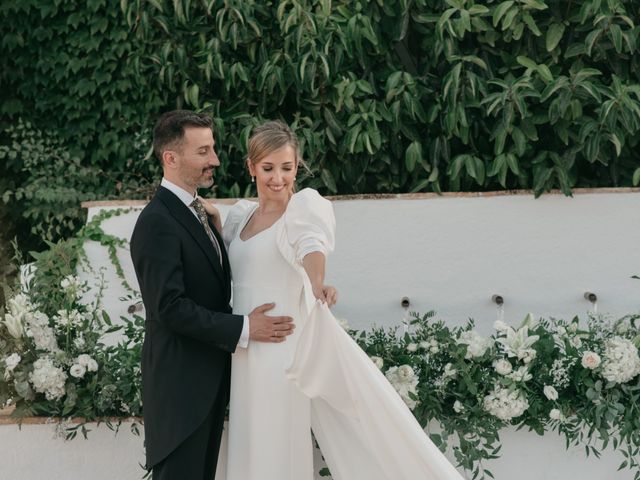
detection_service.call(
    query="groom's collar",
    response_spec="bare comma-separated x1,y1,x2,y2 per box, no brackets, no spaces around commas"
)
160,178,197,209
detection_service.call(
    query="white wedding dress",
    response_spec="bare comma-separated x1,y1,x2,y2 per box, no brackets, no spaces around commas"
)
222,188,464,480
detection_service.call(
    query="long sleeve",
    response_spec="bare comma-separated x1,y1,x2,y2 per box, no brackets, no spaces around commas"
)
131,211,243,352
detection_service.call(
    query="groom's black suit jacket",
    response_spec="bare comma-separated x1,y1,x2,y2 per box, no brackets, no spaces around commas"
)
130,186,244,469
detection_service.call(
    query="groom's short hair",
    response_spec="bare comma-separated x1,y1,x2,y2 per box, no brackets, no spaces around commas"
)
153,110,213,165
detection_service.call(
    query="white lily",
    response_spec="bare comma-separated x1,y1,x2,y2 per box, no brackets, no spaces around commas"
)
497,325,539,362
3,313,24,339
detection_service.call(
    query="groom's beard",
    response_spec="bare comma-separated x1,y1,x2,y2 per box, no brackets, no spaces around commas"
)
190,167,215,190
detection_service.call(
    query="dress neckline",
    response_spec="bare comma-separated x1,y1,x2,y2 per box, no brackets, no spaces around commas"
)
237,204,284,242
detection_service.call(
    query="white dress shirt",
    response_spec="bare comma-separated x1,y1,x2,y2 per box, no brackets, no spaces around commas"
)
160,178,249,348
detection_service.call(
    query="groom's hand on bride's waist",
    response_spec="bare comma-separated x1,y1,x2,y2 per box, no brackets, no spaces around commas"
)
248,303,295,343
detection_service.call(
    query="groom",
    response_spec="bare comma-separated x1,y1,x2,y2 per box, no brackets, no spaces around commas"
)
130,110,295,480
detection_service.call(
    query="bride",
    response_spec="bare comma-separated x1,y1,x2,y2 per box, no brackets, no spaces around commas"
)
205,120,464,480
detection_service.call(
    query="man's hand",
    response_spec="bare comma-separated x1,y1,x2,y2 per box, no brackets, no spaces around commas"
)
248,303,295,343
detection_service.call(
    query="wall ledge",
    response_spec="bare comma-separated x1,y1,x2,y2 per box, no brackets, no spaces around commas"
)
81,187,640,209
0,407,140,426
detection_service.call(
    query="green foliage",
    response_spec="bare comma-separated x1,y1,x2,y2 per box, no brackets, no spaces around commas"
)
1,0,640,250
0,210,143,426
352,311,640,479
0,121,97,247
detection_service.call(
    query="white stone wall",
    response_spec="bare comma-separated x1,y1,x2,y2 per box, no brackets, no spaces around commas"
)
85,189,640,336
0,421,632,479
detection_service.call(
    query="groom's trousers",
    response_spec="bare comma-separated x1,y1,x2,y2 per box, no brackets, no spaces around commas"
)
152,375,230,480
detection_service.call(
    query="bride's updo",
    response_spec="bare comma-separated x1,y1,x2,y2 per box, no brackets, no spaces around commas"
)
246,120,307,169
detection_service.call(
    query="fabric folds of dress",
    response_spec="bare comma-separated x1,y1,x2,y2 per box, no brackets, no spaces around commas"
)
224,188,463,480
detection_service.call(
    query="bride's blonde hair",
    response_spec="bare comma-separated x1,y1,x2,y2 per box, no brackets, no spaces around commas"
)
246,120,309,173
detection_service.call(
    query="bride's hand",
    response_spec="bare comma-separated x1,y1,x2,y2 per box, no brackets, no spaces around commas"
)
200,198,220,220
199,197,222,233
312,285,338,306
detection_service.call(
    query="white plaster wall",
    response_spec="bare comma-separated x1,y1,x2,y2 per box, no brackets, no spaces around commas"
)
0,421,632,480
84,190,640,336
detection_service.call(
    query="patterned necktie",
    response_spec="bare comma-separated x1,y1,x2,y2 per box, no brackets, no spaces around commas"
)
190,199,223,267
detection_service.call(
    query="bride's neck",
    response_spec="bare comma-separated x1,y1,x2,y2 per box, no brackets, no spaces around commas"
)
257,195,290,215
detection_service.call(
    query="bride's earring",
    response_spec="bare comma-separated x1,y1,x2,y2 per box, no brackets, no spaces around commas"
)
251,176,255,183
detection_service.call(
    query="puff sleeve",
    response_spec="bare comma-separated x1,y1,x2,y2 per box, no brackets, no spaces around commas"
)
279,188,336,265
222,199,257,250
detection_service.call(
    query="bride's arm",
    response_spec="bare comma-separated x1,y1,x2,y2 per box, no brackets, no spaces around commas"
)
302,252,338,306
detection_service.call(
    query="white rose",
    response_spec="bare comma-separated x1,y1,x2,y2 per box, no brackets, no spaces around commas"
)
370,356,384,369
453,400,464,413
69,364,86,379
581,351,601,370
76,354,98,372
494,359,513,376
397,365,416,381
570,336,582,348
567,322,578,333
543,385,558,401
429,345,440,354
549,408,562,420
87,359,98,372
406,343,418,353
76,354,91,367
419,341,430,350
457,330,491,359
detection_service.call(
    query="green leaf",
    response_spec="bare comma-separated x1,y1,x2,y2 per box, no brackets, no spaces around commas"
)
506,153,520,175
321,169,337,193
405,141,422,173
492,1,514,27
609,24,623,53
546,23,565,51
468,5,490,15
522,13,541,36
608,134,622,157
516,56,538,70
633,168,640,186
537,64,553,82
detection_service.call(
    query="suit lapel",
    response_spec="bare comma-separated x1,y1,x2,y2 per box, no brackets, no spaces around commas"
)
156,187,226,286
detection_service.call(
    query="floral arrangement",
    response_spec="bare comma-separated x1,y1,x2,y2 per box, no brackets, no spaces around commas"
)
0,212,143,438
0,274,143,432
352,309,640,479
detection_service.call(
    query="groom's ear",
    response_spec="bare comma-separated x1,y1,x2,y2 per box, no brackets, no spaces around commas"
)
162,150,178,169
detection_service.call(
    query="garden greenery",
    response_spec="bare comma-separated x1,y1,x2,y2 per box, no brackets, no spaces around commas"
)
1,0,640,253
1,211,640,479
